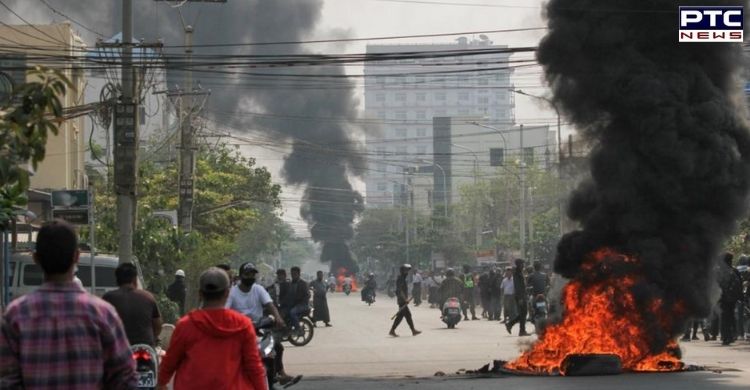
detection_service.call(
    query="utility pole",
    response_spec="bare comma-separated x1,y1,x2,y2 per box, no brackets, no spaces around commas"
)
116,0,135,264
178,24,195,232
519,124,526,260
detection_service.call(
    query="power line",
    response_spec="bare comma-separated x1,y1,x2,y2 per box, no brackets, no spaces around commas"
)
0,0,68,45
37,0,106,38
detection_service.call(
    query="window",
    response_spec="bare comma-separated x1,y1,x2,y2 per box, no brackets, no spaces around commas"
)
396,146,407,155
496,92,505,101
22,264,44,286
395,111,407,120
375,76,385,85
435,109,447,116
9,261,15,287
459,75,470,84
77,266,118,288
377,111,386,120
458,109,470,115
435,92,446,101
377,163,387,172
395,92,406,102
416,111,426,120
478,78,489,86
395,128,407,138
375,93,385,102
417,145,427,155
417,128,427,137
459,92,470,101
524,147,535,165
478,96,490,105
377,182,387,191
416,92,426,102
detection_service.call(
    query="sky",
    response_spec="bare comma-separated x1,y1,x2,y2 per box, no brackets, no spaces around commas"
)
0,0,563,237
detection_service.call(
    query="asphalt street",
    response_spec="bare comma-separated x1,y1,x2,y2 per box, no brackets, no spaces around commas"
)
282,292,750,389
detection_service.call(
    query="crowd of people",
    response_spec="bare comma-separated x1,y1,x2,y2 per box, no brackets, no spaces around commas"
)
2,219,749,389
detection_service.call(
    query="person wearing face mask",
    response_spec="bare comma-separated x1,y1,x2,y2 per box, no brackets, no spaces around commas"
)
226,262,302,388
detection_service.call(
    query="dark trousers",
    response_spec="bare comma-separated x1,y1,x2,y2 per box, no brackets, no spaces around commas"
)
489,295,502,320
274,341,285,374
508,300,528,334
721,302,737,343
480,293,490,317
462,288,476,319
413,283,422,306
391,305,416,332
683,319,705,339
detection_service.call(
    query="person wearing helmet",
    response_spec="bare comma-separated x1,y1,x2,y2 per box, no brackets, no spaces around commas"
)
389,264,421,337
166,269,187,315
361,272,377,303
439,268,464,312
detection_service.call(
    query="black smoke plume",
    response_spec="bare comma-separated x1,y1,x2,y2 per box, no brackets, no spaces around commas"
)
543,0,750,347
5,0,366,272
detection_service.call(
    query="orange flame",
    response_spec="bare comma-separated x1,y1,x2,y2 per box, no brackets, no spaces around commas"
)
506,248,683,374
335,267,358,292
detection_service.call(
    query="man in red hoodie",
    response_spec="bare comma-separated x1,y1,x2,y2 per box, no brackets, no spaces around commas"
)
157,267,267,390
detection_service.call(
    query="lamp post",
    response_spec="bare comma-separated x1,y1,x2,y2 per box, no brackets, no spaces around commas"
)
451,142,479,253
417,159,447,218
510,89,564,238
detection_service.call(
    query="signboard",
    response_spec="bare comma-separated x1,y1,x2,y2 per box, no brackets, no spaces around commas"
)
114,102,138,192
52,209,90,225
490,148,504,166
52,190,89,208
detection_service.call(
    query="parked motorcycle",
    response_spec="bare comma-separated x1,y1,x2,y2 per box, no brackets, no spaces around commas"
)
131,344,158,389
441,297,462,329
255,317,277,389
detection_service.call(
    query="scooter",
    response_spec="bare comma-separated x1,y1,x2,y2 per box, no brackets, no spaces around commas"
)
362,287,376,305
131,344,158,389
343,282,352,295
255,317,277,389
532,294,548,335
441,297,462,329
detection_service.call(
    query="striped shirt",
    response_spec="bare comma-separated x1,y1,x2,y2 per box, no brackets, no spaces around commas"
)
0,282,137,390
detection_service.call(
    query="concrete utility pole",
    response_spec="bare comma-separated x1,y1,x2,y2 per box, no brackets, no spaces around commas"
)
178,24,195,232
519,124,527,260
116,0,135,264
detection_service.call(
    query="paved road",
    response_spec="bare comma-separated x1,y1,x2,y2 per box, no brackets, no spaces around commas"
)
282,292,750,389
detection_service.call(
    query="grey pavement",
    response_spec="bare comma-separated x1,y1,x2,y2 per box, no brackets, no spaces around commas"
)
281,293,750,389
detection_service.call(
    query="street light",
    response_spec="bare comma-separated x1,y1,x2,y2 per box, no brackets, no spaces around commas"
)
450,143,478,185
468,121,528,260
511,89,565,238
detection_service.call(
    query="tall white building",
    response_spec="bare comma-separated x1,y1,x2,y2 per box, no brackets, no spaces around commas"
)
363,37,515,208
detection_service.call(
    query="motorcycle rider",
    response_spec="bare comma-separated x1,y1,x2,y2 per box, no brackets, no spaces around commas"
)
361,273,377,303
284,267,310,331
439,268,464,312
526,262,550,322
225,263,301,388
461,265,479,321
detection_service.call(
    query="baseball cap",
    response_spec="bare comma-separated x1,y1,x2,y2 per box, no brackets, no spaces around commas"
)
199,267,230,293
175,269,185,277
240,262,258,274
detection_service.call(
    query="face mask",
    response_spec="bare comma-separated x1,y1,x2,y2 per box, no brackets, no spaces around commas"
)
241,277,255,286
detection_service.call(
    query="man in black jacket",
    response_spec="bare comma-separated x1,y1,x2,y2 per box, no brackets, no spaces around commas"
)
719,253,743,345
506,259,530,336
285,267,310,330
389,264,422,337
166,269,186,315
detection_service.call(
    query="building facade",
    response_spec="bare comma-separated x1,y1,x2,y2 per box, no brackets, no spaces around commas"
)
363,37,515,208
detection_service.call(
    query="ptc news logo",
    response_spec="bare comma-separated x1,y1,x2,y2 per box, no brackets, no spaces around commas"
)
679,6,744,42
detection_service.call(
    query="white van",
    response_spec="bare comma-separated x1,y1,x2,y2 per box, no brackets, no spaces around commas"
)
9,252,120,300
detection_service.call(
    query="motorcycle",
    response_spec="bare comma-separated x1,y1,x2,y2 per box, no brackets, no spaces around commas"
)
362,287,376,305
532,294,548,335
343,282,352,296
441,297,462,329
131,344,158,389
280,307,315,347
255,317,277,389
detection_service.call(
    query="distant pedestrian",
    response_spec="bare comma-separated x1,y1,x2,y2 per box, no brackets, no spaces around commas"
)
506,259,530,336
461,265,479,320
478,270,491,318
389,264,422,337
310,271,332,327
500,267,516,323
719,253,743,345
103,263,163,347
488,268,503,321
167,269,187,315
412,270,423,306
157,267,268,390
0,220,137,389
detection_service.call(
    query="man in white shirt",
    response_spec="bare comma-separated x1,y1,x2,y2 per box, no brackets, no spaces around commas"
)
500,267,517,323
225,262,301,387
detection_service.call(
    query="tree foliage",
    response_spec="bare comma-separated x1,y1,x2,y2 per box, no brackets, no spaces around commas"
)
0,67,70,227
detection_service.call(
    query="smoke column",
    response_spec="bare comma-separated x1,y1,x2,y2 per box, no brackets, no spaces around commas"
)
543,0,750,346
3,0,366,272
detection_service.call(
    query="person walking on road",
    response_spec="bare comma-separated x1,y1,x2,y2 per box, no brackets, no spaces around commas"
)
506,259,530,336
412,269,423,306
500,267,516,323
103,263,163,347
167,269,187,316
157,267,268,390
719,253,743,345
0,220,137,389
389,264,422,337
310,271,332,327
461,265,479,321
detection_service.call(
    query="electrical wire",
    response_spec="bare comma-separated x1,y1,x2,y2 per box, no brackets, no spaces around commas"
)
37,0,106,38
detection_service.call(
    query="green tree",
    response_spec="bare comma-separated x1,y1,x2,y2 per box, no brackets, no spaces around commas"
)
0,68,70,227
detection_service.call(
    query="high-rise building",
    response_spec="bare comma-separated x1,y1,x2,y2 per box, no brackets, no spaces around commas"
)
363,37,515,208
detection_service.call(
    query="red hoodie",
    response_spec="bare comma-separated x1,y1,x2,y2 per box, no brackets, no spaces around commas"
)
157,308,267,390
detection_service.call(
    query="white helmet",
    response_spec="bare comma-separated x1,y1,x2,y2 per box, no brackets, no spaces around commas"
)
175,269,186,277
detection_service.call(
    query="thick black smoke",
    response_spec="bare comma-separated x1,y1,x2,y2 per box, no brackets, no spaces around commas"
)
543,0,750,346
5,0,366,272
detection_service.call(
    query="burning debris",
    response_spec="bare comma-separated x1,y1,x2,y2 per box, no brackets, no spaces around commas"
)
504,0,750,375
